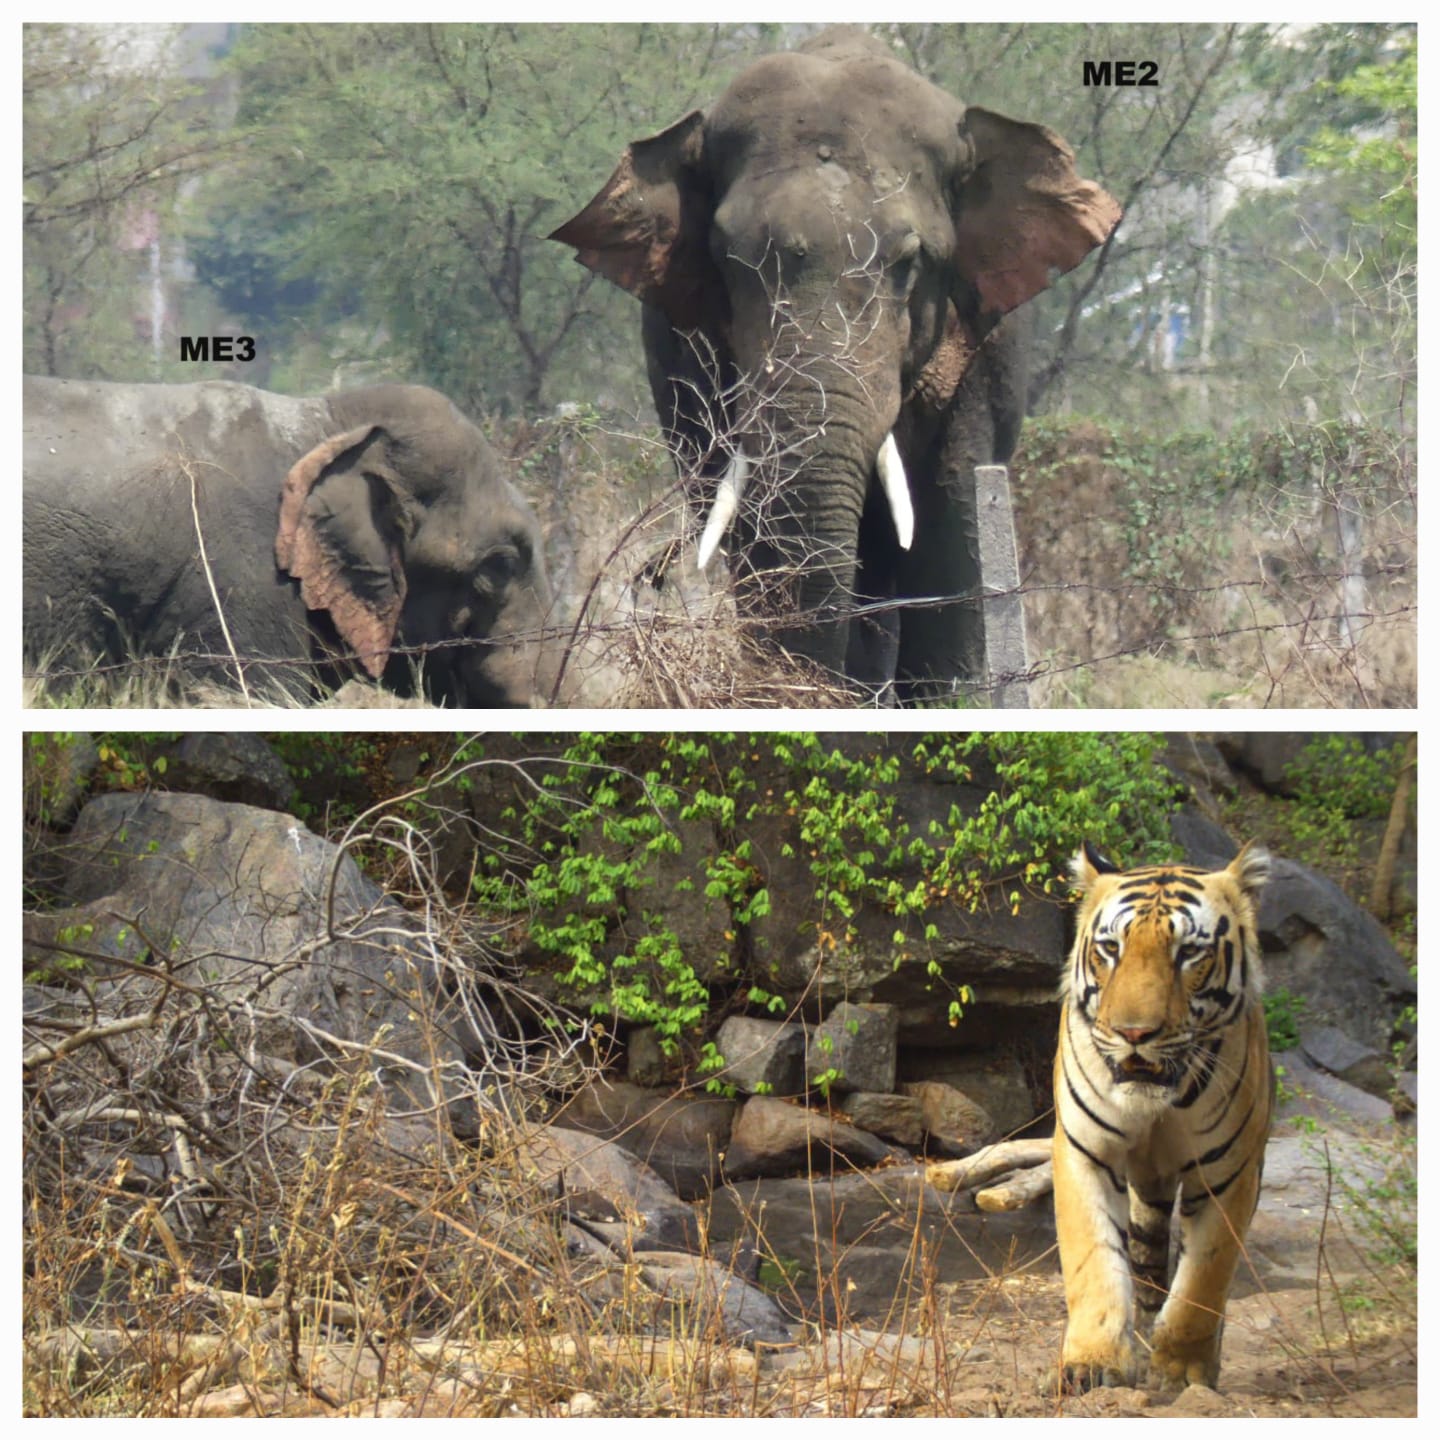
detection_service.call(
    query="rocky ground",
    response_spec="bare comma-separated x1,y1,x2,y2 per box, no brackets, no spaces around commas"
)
882,1270,1417,1419
157,1110,1414,1419
172,1239,1415,1419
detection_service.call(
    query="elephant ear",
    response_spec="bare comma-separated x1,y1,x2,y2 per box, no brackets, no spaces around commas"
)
549,111,714,330
951,108,1122,320
275,425,407,679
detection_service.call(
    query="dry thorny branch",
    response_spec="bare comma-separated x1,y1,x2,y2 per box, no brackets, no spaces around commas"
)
23,778,616,1409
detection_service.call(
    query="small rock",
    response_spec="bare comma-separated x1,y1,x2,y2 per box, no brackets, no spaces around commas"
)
189,1384,267,1417
839,1091,925,1148
807,1001,898,1095
901,1080,998,1155
713,1016,807,1097
1160,1383,1237,1417
366,1399,412,1418
1064,1385,1151,1416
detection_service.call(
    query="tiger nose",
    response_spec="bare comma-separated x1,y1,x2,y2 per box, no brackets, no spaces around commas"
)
1115,1024,1161,1046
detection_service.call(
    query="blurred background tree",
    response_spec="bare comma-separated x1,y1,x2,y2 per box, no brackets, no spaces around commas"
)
23,23,230,380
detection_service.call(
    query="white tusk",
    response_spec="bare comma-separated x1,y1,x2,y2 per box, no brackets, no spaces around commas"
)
696,451,750,570
877,432,914,550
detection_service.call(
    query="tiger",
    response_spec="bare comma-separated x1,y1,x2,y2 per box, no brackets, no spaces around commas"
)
1052,840,1273,1393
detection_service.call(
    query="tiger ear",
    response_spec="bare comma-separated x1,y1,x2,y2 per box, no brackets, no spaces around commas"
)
1226,841,1271,901
1071,840,1119,891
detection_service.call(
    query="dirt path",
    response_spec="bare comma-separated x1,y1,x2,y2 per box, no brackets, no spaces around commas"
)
903,1271,1417,1418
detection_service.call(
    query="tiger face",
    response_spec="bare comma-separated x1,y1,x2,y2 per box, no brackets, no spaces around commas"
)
1053,841,1273,1394
1067,840,1269,1099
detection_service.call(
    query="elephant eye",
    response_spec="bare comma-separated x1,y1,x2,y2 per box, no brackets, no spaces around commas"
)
475,544,523,591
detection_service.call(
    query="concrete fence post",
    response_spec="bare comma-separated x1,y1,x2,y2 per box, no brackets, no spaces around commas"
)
972,464,1031,709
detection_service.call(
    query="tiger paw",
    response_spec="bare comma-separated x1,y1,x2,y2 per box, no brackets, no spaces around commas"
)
1147,1333,1222,1391
1059,1345,1138,1394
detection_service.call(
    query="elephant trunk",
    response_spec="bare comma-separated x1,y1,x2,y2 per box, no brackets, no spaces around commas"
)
741,418,881,672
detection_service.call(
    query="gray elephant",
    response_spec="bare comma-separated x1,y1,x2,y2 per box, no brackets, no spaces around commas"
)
553,27,1120,702
24,376,557,706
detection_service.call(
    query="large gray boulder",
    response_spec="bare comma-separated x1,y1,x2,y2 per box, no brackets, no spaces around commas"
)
1258,857,1415,1052
553,1081,737,1199
706,1166,1056,1321
521,1125,701,1254
631,1251,796,1346
22,791,486,1143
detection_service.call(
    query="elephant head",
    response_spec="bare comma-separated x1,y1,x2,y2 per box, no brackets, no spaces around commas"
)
553,28,1120,683
275,384,555,706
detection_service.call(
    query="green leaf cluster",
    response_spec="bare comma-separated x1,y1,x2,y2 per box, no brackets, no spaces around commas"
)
1282,735,1413,868
1303,41,1416,244
470,733,1183,1050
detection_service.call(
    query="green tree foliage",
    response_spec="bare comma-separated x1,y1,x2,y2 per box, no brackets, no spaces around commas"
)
23,23,228,378
202,24,761,411
888,23,1415,435
26,22,1415,447
1281,734,1414,873
1304,41,1416,251
1217,27,1415,431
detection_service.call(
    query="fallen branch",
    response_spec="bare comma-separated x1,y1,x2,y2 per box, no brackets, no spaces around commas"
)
924,1138,1051,1195
23,1012,161,1070
976,1160,1054,1212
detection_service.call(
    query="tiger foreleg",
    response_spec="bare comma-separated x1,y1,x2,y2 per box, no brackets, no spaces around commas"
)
1147,1165,1261,1390
1053,1118,1138,1391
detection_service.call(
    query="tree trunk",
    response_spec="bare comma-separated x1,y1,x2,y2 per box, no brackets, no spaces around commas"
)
1369,734,1416,919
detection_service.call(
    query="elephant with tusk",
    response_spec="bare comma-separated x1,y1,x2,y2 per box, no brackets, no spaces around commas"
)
553,25,1120,702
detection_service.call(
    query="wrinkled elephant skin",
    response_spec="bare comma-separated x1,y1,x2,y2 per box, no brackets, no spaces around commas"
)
553,26,1120,702
23,376,557,706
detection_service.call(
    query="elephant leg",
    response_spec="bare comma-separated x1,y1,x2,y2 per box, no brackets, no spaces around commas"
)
891,417,985,705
